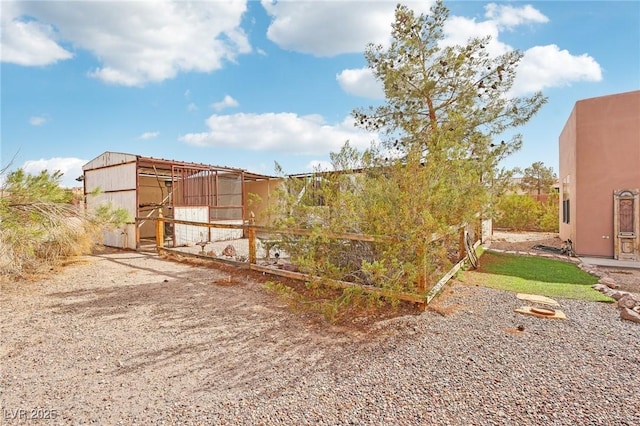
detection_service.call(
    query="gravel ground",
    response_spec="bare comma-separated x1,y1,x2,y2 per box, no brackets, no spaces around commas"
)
1,248,639,425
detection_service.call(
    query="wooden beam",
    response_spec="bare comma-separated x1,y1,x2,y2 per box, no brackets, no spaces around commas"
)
157,247,249,268
426,240,481,304
249,264,427,304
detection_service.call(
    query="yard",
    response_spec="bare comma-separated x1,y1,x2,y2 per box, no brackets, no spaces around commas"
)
1,243,639,424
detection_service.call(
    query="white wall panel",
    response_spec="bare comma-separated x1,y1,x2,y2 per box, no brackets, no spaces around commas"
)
101,224,136,249
85,162,137,193
83,152,137,171
86,191,137,219
174,207,209,246
86,192,137,249
211,220,243,241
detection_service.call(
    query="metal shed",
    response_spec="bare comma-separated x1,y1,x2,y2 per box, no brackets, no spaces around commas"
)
82,152,275,249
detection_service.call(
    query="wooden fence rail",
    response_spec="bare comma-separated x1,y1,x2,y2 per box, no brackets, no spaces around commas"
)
145,214,481,308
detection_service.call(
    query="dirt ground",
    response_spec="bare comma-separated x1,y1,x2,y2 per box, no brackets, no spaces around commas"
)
1,237,639,424
0,248,403,423
488,230,564,252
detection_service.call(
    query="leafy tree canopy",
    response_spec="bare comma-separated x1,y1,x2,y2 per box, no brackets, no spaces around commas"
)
270,1,548,293
519,161,557,195
354,1,546,166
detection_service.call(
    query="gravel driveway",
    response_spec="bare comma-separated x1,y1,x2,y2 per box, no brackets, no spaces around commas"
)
1,249,639,425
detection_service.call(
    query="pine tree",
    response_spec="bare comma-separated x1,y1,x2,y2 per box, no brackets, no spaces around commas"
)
271,1,548,295
520,161,557,195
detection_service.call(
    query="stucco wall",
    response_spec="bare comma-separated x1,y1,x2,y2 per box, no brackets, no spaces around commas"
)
559,106,578,244
561,91,640,257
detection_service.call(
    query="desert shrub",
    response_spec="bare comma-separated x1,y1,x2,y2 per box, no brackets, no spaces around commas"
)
0,168,128,280
494,192,559,232
538,192,559,232
495,194,541,231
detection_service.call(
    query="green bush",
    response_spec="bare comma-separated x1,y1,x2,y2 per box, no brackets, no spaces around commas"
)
495,193,559,232
495,194,541,231
537,192,559,232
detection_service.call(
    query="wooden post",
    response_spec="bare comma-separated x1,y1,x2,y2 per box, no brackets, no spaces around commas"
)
458,226,466,261
135,218,140,250
156,211,164,249
416,241,427,293
417,272,427,293
248,212,256,264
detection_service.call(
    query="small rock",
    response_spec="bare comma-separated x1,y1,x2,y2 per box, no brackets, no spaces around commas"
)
620,307,640,324
222,245,237,257
617,294,639,309
592,284,609,292
279,263,298,272
609,291,630,300
599,277,620,289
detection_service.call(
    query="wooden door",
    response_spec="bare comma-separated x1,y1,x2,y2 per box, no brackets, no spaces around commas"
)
614,189,639,261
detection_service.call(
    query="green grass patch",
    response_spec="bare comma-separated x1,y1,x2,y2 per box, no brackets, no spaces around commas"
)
462,250,612,302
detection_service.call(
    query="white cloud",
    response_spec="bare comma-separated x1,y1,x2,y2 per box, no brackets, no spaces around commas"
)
187,102,198,112
304,160,334,172
180,112,378,155
336,68,384,100
306,160,333,172
21,157,86,188
2,1,251,86
511,45,602,95
0,2,73,66
442,3,548,55
337,4,602,98
137,131,159,140
261,0,434,57
484,3,549,29
212,95,239,111
441,15,510,57
29,115,48,126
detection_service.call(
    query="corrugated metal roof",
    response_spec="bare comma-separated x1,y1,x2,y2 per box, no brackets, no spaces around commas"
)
83,151,275,181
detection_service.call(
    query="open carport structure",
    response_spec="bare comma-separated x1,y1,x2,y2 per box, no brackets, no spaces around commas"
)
82,152,276,250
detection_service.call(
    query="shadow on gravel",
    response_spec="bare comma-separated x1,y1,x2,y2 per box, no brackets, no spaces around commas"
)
92,252,199,281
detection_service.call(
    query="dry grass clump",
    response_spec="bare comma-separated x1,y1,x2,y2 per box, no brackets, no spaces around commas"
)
1,168,128,282
0,202,100,280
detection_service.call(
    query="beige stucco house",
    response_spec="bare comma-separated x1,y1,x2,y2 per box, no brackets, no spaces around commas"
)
559,90,640,260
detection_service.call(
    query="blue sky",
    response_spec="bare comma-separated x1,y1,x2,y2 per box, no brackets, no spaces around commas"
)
1,0,639,187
